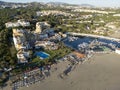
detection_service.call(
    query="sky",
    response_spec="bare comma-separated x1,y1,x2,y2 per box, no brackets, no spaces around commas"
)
1,0,120,7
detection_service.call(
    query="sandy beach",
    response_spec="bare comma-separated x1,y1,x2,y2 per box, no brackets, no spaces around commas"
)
2,53,120,90
11,53,120,90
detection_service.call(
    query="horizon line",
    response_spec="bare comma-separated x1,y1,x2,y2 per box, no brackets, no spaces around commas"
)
0,0,120,8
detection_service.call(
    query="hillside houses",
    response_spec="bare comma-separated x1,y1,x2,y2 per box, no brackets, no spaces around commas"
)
72,9,115,14
36,10,73,16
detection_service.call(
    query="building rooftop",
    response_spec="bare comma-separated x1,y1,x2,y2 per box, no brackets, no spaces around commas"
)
73,51,85,58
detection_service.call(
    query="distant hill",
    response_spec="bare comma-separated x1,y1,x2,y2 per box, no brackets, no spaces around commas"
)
47,2,68,5
46,2,69,6
0,0,29,8
0,0,26,5
79,4,95,8
0,1,95,8
0,1,6,5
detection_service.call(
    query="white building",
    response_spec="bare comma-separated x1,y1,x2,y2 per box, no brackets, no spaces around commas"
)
5,19,30,28
35,22,50,34
13,29,31,51
18,19,30,27
36,10,73,16
17,50,29,63
13,29,26,50
113,14,120,17
13,29,31,63
35,22,42,34
5,22,20,28
115,49,120,54
35,41,58,50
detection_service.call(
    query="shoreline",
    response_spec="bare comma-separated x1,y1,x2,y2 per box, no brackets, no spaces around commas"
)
14,53,120,90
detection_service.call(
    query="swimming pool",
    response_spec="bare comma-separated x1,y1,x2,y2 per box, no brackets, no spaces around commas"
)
35,52,50,59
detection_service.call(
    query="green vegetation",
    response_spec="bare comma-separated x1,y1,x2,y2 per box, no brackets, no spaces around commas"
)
0,29,17,68
32,42,73,66
0,28,17,86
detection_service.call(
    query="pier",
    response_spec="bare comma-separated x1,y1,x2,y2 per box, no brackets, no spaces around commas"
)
67,32,120,42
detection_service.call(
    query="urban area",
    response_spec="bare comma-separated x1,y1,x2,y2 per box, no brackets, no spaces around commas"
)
0,1,120,90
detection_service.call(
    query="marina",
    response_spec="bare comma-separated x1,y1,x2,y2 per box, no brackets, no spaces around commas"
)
63,35,120,54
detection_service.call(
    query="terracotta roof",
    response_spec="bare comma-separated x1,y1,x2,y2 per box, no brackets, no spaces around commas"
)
73,51,85,58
